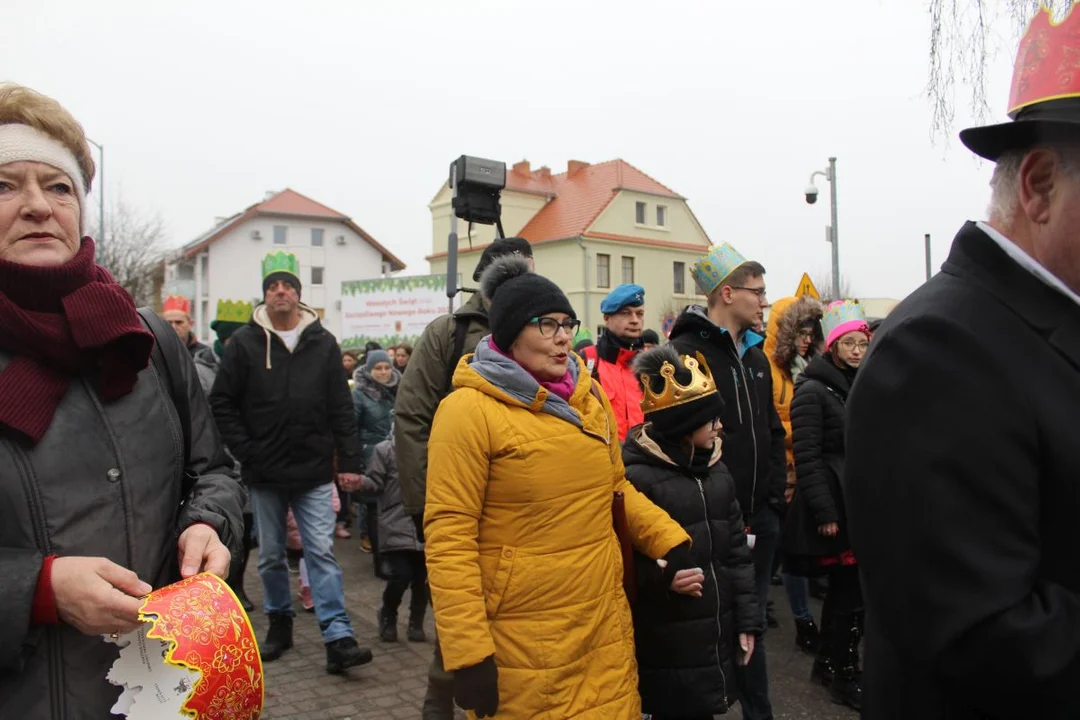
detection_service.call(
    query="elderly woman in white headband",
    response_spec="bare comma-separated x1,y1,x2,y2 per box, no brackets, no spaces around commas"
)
0,83,244,720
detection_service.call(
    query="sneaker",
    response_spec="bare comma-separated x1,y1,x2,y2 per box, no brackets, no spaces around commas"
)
325,637,374,674
300,584,314,612
359,536,373,553
335,522,352,539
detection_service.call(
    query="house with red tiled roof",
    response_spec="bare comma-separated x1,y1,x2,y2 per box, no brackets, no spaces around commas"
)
164,189,404,341
428,159,711,333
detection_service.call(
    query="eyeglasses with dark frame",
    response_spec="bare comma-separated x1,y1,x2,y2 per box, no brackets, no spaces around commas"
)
528,317,582,338
838,338,870,352
730,286,768,298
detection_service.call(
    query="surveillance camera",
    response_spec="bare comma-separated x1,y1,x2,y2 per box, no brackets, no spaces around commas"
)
804,184,819,205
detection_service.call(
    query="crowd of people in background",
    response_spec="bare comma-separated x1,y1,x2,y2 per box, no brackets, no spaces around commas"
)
7,11,1080,716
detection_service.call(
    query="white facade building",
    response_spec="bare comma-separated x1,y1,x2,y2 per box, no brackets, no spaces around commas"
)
165,189,405,341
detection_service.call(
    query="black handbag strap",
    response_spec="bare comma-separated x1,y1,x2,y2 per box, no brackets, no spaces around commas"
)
444,314,471,394
137,307,192,468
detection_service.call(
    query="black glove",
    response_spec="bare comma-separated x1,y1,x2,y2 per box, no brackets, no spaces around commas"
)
661,542,694,588
411,513,425,543
454,655,499,718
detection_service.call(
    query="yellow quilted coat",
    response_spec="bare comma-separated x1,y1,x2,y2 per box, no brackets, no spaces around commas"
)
425,352,691,719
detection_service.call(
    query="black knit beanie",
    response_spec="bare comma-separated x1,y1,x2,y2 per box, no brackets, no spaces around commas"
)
480,255,575,351
473,236,533,282
262,272,301,298
633,346,725,441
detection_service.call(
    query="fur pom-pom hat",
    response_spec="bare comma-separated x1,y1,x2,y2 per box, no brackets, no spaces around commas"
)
634,345,724,441
480,256,576,351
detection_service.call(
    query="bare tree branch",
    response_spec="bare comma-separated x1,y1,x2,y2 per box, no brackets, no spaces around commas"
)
91,195,168,307
927,0,1073,142
810,272,853,303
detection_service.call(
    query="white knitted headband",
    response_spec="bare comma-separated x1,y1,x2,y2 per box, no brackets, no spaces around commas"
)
0,123,88,234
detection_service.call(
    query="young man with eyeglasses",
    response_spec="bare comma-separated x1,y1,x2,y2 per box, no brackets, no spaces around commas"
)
668,242,786,720
580,283,647,441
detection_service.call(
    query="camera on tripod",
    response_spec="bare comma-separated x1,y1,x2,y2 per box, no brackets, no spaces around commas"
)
445,155,507,305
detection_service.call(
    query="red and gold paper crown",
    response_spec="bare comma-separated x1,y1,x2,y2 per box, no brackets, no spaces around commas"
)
1008,2,1080,116
164,295,193,316
139,573,264,719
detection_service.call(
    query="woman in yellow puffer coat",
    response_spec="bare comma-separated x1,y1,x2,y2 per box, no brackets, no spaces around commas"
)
426,257,695,719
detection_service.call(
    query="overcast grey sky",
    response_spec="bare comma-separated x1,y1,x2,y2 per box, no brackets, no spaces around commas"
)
4,0,1024,299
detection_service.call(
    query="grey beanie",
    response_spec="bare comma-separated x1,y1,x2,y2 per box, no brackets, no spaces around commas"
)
366,349,392,372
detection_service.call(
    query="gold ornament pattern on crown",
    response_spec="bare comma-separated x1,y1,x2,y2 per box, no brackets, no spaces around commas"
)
640,351,718,415
139,573,264,719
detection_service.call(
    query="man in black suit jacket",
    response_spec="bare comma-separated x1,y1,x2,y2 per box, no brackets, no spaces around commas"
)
845,12,1080,717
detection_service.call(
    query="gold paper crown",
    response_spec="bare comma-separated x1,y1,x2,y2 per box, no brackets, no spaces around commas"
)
640,351,717,415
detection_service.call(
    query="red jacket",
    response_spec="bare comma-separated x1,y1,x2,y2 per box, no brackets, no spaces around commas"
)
581,340,644,441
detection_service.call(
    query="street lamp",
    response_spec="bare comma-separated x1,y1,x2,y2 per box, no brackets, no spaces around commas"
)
86,138,104,247
804,156,839,300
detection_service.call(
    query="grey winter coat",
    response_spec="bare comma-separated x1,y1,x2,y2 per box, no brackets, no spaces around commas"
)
0,320,244,720
194,343,220,396
366,435,423,553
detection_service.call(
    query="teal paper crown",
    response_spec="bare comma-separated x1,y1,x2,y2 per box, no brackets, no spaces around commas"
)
821,300,867,341
262,251,300,281
692,242,749,296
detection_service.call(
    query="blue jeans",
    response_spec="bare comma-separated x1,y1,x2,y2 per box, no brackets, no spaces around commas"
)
782,572,813,622
737,504,778,720
251,484,354,643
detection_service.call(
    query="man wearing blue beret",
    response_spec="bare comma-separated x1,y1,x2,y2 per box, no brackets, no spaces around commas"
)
580,283,646,441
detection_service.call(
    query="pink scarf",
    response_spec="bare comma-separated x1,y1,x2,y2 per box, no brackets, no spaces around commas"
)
488,337,576,401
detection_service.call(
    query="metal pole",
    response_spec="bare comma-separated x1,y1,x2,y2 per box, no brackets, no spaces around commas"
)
87,139,104,246
446,166,459,314
828,156,839,300
925,233,932,282
99,143,104,245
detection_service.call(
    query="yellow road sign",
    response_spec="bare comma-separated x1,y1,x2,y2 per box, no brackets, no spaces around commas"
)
795,273,820,299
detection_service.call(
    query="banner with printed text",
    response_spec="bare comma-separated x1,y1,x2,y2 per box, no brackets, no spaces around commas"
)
340,275,457,349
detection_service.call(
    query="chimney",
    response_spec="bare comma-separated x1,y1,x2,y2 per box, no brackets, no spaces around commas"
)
264,190,277,201
568,160,590,175
536,166,552,179
512,160,531,175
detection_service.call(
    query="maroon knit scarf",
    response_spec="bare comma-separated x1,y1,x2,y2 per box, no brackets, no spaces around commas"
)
0,238,154,444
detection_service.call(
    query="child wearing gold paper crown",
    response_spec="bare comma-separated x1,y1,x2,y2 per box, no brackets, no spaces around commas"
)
624,346,761,719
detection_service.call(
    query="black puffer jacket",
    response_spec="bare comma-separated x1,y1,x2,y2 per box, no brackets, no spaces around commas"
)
210,305,363,489
782,354,855,568
623,428,761,717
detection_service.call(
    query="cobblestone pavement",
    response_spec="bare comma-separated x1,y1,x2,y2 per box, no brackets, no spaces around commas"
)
246,538,857,719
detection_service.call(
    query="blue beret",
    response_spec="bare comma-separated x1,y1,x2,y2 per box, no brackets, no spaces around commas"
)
601,284,646,314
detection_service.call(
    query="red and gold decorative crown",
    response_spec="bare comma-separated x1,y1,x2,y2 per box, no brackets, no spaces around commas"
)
639,351,717,415
164,295,192,315
140,573,264,719
1008,2,1080,115
960,2,1080,160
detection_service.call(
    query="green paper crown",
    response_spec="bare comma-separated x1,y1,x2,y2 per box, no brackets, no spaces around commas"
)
214,299,254,324
262,251,300,281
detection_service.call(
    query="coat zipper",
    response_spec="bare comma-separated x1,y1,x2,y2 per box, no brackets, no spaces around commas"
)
695,476,727,703
740,362,759,517
727,336,759,517
12,445,65,720
730,368,743,423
